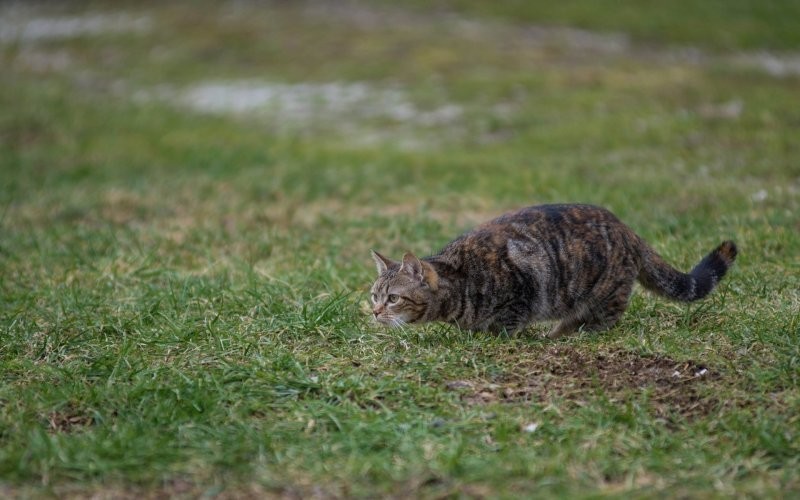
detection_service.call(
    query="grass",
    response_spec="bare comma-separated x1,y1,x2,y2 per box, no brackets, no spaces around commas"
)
1,0,799,497
390,0,800,51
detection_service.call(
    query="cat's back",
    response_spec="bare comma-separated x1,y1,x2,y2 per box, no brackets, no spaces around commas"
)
488,203,621,229
437,203,638,265
468,204,626,242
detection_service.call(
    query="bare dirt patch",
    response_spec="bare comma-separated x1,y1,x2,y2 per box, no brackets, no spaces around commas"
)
13,481,288,500
447,346,724,421
48,408,94,433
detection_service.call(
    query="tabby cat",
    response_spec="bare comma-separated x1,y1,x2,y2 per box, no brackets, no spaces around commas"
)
369,204,737,338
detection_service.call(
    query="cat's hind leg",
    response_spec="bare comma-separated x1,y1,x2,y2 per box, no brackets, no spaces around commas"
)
546,304,591,339
582,282,634,333
546,281,634,339
546,316,586,339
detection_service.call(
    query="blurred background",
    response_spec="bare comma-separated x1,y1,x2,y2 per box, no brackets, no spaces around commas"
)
2,1,799,496
2,0,799,317
3,0,799,312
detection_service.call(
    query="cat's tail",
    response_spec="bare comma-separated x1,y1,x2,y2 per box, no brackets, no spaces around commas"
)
637,240,738,302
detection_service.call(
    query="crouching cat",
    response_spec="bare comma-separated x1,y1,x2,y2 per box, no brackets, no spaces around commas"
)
369,204,737,338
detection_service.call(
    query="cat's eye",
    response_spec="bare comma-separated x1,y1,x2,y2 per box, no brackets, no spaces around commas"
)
371,293,378,303
387,294,400,304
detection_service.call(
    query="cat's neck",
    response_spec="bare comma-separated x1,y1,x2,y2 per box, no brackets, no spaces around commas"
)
424,258,464,323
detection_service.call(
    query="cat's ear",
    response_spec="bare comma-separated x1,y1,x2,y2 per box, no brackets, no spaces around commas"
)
401,252,438,291
371,250,397,275
400,252,423,279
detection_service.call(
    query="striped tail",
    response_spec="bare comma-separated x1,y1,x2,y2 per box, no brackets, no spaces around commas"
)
637,240,738,302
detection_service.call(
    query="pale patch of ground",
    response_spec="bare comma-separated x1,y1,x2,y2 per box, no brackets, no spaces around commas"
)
133,80,463,148
0,10,151,43
730,52,800,77
154,80,462,126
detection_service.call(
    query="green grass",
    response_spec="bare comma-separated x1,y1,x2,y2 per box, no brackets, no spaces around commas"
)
387,0,800,51
1,1,799,497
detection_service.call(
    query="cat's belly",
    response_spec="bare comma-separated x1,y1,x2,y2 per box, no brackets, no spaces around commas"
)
450,298,537,334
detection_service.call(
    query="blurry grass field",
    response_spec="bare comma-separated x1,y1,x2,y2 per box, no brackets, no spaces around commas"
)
1,0,799,497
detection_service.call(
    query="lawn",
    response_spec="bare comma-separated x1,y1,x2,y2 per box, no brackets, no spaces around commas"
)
1,1,798,497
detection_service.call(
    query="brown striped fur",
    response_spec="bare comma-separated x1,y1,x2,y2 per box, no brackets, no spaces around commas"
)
369,204,737,337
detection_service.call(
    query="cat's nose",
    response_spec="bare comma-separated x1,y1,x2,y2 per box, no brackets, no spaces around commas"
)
373,305,384,316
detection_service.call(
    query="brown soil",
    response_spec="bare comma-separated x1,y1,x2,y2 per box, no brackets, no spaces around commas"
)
47,408,94,433
446,346,724,421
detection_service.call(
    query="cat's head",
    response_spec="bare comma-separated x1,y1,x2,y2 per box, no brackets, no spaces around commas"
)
369,250,438,327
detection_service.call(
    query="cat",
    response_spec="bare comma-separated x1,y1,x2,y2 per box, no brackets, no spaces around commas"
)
369,204,737,338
